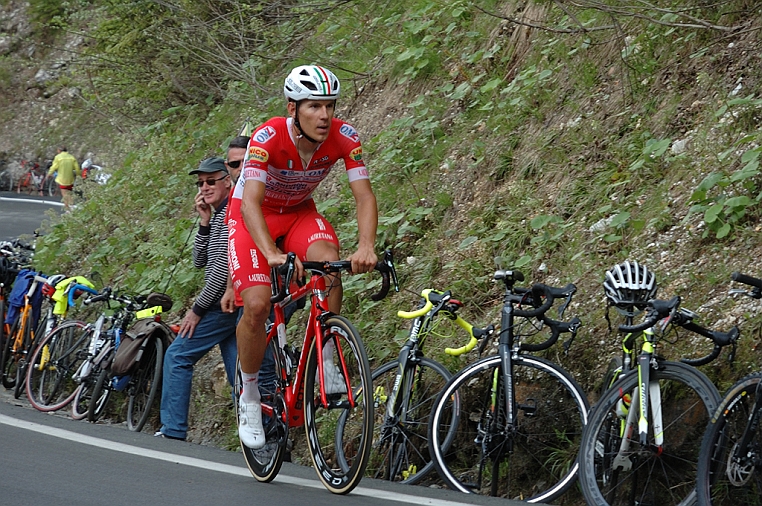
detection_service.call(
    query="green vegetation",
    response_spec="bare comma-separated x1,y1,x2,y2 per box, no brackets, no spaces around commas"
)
19,0,762,409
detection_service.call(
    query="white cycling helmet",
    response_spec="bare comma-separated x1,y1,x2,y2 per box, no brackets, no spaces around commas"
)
284,65,340,102
603,260,657,309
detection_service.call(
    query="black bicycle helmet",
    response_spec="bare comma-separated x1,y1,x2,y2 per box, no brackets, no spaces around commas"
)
603,260,657,310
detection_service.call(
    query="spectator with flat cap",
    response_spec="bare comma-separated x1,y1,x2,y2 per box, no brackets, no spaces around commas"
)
156,157,238,441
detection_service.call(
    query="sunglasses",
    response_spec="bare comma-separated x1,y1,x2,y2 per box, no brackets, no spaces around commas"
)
195,175,229,187
226,159,244,169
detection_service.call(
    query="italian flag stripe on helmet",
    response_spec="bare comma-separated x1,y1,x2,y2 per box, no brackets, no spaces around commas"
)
314,65,331,95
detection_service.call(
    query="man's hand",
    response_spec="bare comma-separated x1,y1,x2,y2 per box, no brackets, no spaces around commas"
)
221,287,237,314
195,192,212,225
178,309,202,339
348,246,377,274
268,252,304,282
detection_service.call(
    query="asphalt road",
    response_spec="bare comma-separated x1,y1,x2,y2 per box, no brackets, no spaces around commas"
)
0,391,528,506
0,191,63,242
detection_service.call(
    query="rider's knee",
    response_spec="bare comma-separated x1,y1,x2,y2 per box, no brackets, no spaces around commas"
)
241,292,270,325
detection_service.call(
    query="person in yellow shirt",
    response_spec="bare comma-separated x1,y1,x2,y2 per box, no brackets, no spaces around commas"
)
48,146,80,209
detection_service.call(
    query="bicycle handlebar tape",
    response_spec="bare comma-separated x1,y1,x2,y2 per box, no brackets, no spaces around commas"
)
732,272,762,289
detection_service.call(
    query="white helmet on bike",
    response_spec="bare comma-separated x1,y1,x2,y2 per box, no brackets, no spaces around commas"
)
603,260,657,309
284,65,340,102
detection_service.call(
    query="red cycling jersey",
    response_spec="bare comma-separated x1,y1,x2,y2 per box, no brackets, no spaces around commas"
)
226,116,369,302
228,116,368,215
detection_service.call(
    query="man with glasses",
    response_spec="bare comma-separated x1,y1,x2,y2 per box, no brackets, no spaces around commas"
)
156,157,238,441
225,135,249,182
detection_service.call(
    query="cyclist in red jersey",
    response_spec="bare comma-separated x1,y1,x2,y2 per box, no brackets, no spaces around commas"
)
227,65,378,449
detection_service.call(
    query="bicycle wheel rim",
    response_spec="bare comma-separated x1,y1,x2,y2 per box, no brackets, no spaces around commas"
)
239,340,289,483
697,373,762,506
304,315,373,494
579,360,721,506
429,354,589,503
355,357,455,484
127,337,163,432
25,321,90,412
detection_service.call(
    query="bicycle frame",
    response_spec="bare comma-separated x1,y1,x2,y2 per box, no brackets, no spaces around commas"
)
263,270,355,428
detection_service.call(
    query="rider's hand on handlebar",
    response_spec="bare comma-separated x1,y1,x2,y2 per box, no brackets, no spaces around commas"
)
269,251,304,281
347,246,377,274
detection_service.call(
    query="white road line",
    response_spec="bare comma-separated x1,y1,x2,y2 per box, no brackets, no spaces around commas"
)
0,414,473,506
0,196,64,206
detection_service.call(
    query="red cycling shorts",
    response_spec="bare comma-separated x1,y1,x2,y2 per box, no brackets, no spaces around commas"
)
228,199,339,305
59,185,73,191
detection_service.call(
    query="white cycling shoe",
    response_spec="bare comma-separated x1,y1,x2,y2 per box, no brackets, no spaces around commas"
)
238,400,265,449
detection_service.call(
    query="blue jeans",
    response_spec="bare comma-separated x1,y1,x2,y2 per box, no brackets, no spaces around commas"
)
159,307,238,439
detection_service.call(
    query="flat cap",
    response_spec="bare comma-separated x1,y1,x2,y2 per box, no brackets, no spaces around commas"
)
189,157,228,175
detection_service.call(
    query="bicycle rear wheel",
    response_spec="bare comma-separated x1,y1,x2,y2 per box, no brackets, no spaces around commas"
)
126,336,163,432
26,321,91,412
429,354,589,503
579,360,721,506
304,315,373,494
239,339,289,483
340,356,456,485
696,372,762,506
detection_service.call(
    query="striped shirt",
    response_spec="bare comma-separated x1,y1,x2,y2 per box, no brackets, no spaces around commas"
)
191,198,229,316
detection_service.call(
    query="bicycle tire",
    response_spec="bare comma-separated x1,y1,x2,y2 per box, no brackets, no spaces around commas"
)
303,315,373,494
1,315,22,389
127,336,163,432
579,360,721,506
13,311,35,399
696,372,762,506
25,321,90,412
338,356,456,485
47,177,60,197
72,358,106,421
87,365,114,422
429,353,589,503
239,341,289,483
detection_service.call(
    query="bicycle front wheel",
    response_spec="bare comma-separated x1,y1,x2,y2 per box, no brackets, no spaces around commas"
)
127,336,163,432
579,360,721,506
696,372,762,506
304,315,373,494
347,356,456,485
26,321,91,412
429,354,589,503
13,311,35,399
47,178,60,197
1,315,23,389
87,366,114,422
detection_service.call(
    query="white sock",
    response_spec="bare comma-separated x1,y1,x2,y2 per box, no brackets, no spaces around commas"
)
240,372,261,403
